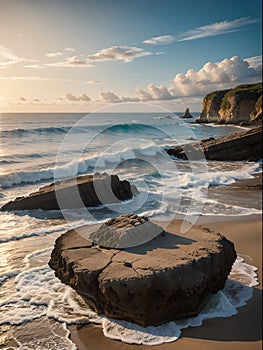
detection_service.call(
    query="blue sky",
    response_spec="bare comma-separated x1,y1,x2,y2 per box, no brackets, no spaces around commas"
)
0,0,262,111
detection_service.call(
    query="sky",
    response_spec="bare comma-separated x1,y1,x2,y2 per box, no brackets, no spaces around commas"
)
0,0,262,112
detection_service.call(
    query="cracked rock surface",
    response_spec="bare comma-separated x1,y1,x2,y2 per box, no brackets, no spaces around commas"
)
49,216,236,327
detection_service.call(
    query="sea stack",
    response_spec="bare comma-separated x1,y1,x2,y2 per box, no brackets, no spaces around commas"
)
180,108,193,119
49,214,236,327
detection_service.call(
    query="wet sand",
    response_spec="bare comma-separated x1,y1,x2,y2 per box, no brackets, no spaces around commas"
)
69,213,262,350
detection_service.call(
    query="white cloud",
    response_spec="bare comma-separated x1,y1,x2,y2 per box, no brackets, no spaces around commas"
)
132,56,261,101
88,46,152,63
245,55,262,71
0,76,68,81
65,93,91,102
85,80,102,84
45,52,63,57
143,17,260,45
46,55,94,68
65,48,75,52
170,56,261,97
100,91,120,102
0,45,25,66
178,17,260,42
143,35,175,45
23,64,43,69
100,91,139,103
135,84,175,101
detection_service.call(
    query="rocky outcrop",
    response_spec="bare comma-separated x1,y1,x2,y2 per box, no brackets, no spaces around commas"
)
49,214,236,327
89,214,162,248
180,108,193,119
196,83,262,125
166,125,262,161
250,95,262,125
1,173,138,211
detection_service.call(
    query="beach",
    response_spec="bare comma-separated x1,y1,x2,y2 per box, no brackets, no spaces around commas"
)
69,168,262,350
0,113,261,349
70,214,262,350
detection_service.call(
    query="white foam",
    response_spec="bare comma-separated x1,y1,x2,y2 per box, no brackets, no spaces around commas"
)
102,256,259,345
0,237,260,346
0,143,164,188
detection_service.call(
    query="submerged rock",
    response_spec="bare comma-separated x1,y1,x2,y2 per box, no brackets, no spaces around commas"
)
1,173,138,211
49,215,236,327
167,125,262,161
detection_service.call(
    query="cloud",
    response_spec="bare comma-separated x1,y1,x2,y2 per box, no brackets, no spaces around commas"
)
143,35,175,45
244,55,262,71
133,56,262,101
40,46,152,69
100,91,120,102
46,55,93,68
23,64,43,69
99,56,261,103
170,55,261,97
85,80,101,84
88,46,152,63
20,97,26,101
100,91,139,103
135,84,175,100
45,52,63,57
0,76,68,81
143,17,260,45
178,17,260,42
0,45,25,67
65,93,91,102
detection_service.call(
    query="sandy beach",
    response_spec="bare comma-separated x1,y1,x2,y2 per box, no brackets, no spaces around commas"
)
70,213,262,350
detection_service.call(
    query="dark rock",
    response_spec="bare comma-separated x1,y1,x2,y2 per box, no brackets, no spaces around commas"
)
180,108,193,119
1,173,138,211
49,215,236,327
167,125,262,161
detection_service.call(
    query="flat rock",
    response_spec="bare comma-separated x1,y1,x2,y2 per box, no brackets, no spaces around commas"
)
49,215,236,327
89,213,163,248
1,173,138,211
166,125,262,161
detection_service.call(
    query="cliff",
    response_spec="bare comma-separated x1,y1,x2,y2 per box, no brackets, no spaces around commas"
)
197,83,262,125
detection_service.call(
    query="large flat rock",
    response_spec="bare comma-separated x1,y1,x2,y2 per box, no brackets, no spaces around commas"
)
49,215,236,327
167,125,262,161
1,173,138,211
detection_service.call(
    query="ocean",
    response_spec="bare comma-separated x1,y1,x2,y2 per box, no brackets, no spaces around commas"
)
0,111,261,348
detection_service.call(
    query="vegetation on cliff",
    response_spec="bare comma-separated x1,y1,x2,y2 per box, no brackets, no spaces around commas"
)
197,82,262,125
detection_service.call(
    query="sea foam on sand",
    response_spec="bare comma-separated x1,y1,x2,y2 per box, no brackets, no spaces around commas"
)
0,249,258,348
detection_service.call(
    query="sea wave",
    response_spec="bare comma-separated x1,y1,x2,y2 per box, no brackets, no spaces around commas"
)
0,143,167,188
0,123,168,138
0,147,261,191
0,126,71,137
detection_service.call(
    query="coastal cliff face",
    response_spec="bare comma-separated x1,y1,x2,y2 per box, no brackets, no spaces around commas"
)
197,83,262,125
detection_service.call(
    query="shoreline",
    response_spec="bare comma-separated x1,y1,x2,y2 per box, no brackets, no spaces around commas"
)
69,213,262,350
